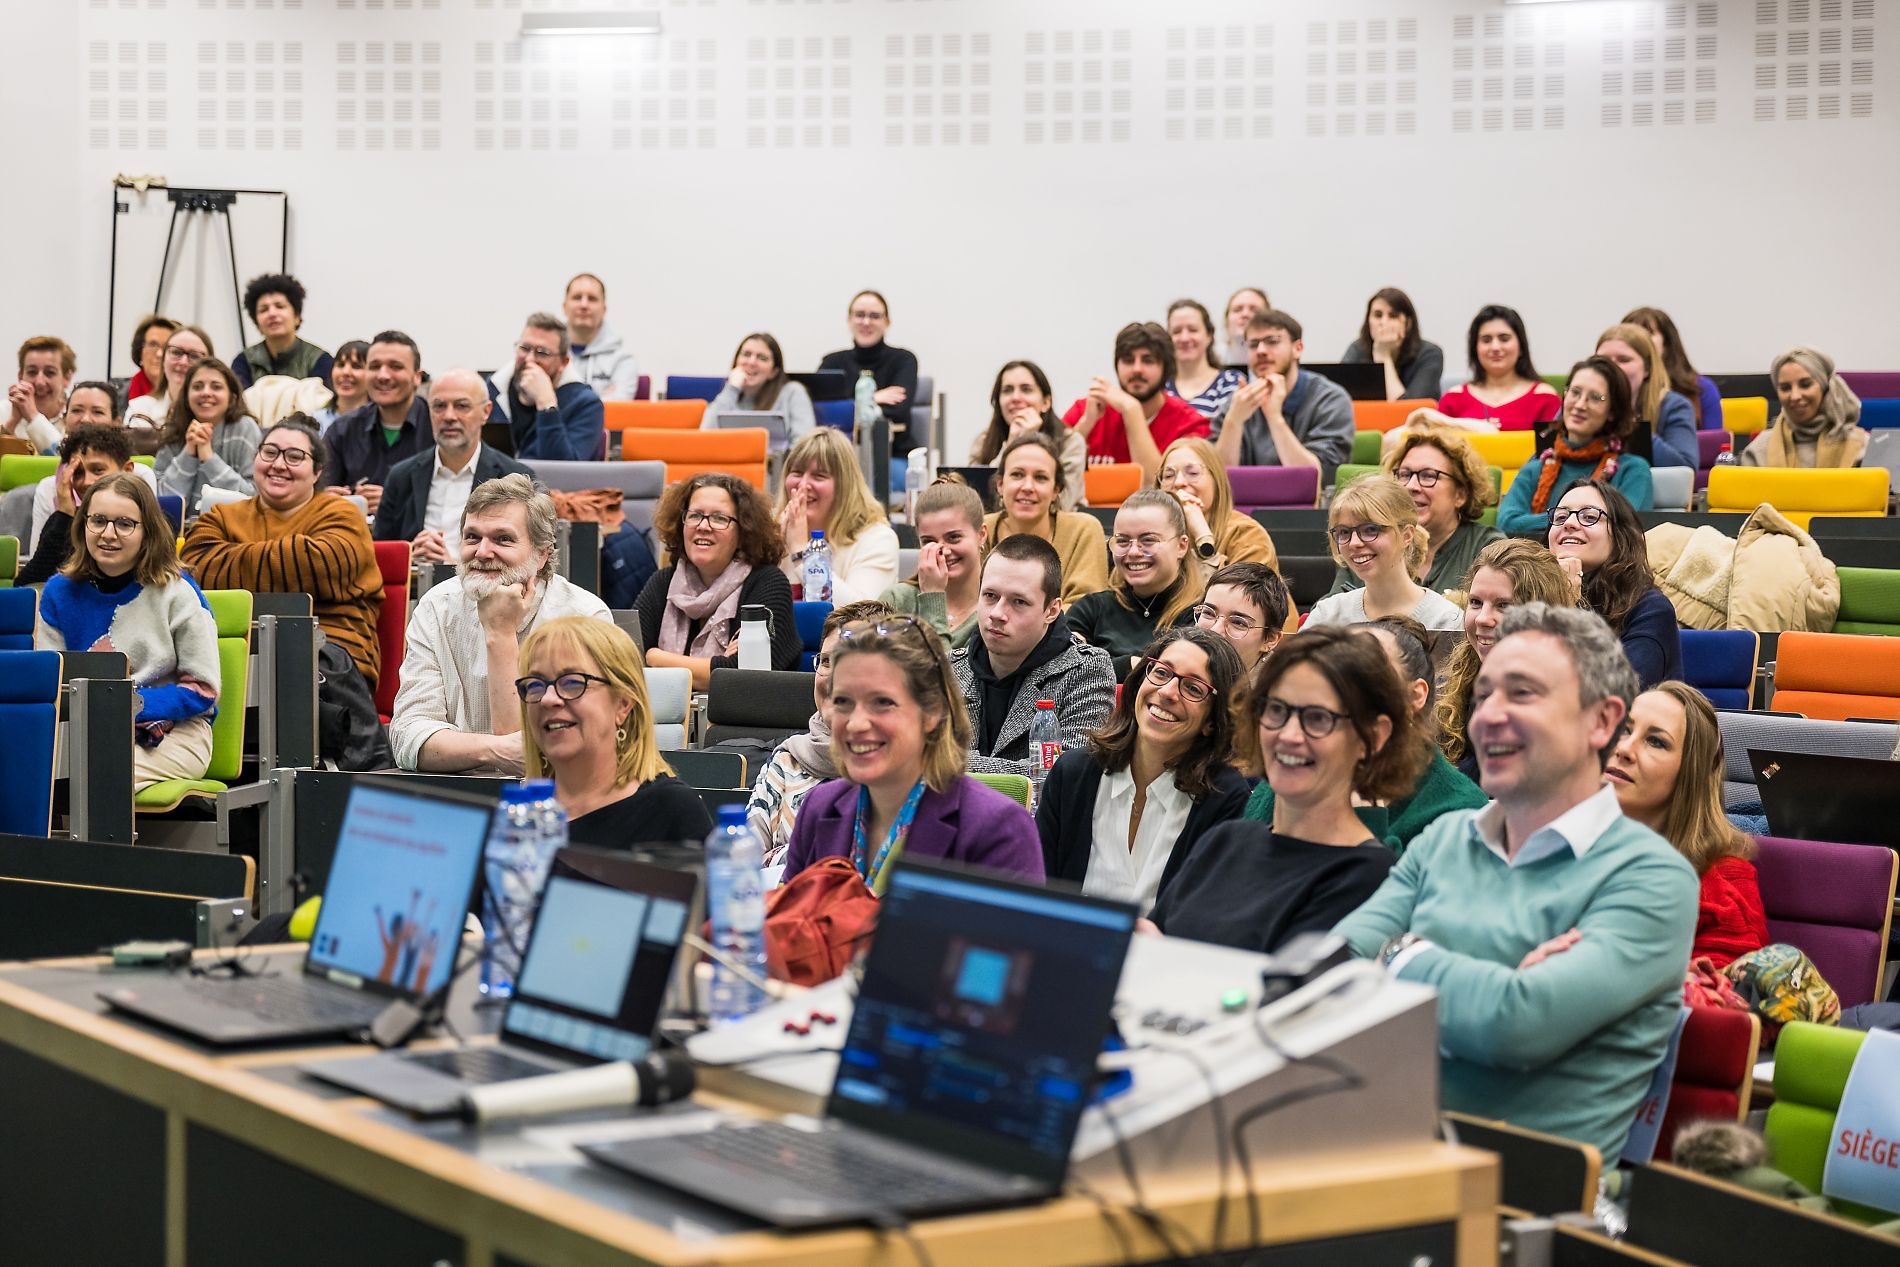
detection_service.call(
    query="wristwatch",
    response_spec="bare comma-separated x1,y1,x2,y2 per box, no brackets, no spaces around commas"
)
1377,931,1423,972
1195,537,1218,560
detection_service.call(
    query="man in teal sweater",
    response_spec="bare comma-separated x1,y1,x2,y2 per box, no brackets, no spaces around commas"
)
1335,603,1696,1162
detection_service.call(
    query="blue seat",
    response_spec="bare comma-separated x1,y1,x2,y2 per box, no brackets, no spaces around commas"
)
0,587,35,650
158,494,184,535
0,649,61,836
813,399,854,435
1681,629,1760,711
664,375,724,403
1859,398,1900,430
794,600,831,672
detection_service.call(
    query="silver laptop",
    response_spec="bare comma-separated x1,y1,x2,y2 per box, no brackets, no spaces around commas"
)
709,408,789,451
297,847,700,1116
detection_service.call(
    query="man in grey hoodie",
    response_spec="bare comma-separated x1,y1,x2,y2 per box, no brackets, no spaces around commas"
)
561,272,642,401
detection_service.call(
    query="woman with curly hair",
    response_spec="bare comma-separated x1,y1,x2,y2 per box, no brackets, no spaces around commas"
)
1330,424,1501,598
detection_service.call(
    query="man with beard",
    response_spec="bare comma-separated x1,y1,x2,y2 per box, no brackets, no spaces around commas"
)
374,368,531,562
321,329,431,515
388,473,611,773
1211,309,1355,483
1062,321,1209,482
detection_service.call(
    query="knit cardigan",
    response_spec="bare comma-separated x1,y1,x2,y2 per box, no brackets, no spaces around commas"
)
155,418,263,509
36,572,220,725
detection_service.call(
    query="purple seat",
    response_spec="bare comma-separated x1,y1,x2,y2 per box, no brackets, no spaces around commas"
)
1840,372,1900,401
1695,430,1733,493
635,374,651,401
1752,836,1897,1008
1228,465,1320,513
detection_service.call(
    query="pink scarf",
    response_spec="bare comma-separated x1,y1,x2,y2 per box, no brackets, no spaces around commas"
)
660,558,752,658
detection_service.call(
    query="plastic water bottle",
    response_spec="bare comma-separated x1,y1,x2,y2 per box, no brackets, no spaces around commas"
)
705,804,768,1024
1028,700,1061,809
802,530,832,603
479,779,566,998
854,369,880,437
905,447,928,523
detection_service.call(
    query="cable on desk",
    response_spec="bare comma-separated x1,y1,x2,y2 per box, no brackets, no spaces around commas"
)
869,1211,937,1267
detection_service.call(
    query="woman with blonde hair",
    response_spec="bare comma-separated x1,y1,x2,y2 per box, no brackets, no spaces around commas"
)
1067,490,1206,677
517,615,712,846
1304,475,1461,630
1155,436,1278,570
776,427,900,604
981,430,1108,605
1595,322,1697,469
1741,346,1869,469
1333,424,1500,599
780,614,1043,891
1623,306,1722,430
878,478,985,648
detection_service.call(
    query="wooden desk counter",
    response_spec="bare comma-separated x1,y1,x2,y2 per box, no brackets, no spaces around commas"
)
0,953,1497,1267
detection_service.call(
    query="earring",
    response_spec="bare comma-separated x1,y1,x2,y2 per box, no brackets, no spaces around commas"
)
616,725,629,745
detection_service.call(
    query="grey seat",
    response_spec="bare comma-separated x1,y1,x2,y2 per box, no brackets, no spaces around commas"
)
1716,710,1900,808
0,484,35,548
522,458,667,552
705,667,816,748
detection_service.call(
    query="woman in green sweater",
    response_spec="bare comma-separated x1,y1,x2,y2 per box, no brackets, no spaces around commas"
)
878,479,985,649
1243,615,1486,852
1496,355,1652,537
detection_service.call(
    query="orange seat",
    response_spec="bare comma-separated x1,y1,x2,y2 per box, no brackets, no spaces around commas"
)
1352,398,1437,433
1770,631,1900,722
1084,463,1143,507
371,539,412,722
603,399,705,432
620,427,769,489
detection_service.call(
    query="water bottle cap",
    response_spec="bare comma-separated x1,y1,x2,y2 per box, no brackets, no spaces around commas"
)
810,529,825,540
1035,699,1055,708
501,783,539,804
523,778,556,799
717,803,749,826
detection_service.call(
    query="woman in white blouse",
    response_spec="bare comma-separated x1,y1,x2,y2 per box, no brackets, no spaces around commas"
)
776,427,900,605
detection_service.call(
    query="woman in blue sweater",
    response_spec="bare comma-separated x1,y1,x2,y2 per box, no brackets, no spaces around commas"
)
1547,478,1681,688
1498,355,1652,537
35,474,221,790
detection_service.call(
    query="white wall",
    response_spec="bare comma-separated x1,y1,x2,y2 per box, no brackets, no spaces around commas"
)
6,0,1896,456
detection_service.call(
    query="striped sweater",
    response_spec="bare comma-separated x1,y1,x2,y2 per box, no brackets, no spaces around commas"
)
36,572,220,725
182,493,384,687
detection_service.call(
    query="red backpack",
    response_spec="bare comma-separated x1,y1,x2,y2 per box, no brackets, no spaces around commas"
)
763,857,879,986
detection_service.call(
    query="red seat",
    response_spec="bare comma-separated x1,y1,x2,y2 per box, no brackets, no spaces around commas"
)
1655,1005,1759,1161
372,540,412,722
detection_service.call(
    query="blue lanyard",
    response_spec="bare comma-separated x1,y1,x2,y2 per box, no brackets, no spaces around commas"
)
851,781,927,896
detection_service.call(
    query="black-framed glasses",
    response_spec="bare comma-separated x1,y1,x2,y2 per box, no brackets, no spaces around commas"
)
1330,523,1389,549
1260,697,1352,739
1393,466,1448,489
515,672,611,703
1192,603,1258,634
684,510,736,531
84,514,141,535
515,342,562,360
257,443,313,468
1548,506,1608,529
1139,658,1217,705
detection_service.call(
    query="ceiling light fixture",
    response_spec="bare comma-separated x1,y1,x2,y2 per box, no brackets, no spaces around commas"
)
520,11,662,37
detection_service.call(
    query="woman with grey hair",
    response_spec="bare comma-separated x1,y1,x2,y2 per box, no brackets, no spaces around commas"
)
1740,347,1868,468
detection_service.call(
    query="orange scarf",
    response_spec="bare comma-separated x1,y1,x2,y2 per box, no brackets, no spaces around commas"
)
1530,434,1622,513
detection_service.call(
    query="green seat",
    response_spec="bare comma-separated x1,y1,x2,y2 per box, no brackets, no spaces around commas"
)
136,589,253,813
0,455,57,492
1541,373,1570,391
970,771,1032,809
1834,567,1900,637
132,455,154,468
0,535,16,588
1350,430,1382,465
1764,1022,1890,1223
1333,463,1381,496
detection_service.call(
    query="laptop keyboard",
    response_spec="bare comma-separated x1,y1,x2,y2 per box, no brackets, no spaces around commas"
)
685,1123,968,1205
182,974,383,1028
405,1047,554,1085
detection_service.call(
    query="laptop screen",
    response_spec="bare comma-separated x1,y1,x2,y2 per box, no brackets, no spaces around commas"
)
829,862,1135,1183
504,850,699,1063
306,782,492,998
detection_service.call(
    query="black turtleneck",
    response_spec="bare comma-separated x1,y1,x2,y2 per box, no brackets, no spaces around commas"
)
968,618,1072,758
819,341,920,447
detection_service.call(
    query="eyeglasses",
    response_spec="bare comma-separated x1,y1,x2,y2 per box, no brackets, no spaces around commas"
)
1192,603,1259,634
1110,533,1174,552
84,514,140,535
1260,697,1353,739
1393,466,1449,489
1139,658,1217,705
1330,523,1389,549
163,347,200,362
1564,386,1609,405
1548,506,1608,529
257,444,313,468
515,672,611,703
684,510,736,531
1160,464,1208,485
849,309,886,322
515,343,562,360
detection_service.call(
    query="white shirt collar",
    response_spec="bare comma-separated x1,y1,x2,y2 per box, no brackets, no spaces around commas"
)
434,440,481,482
1100,765,1189,812
1468,783,1624,868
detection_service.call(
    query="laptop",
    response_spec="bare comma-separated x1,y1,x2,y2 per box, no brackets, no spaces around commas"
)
581,858,1136,1229
1749,748,1900,848
298,847,700,1116
98,779,492,1046
709,408,789,451
1301,361,1387,401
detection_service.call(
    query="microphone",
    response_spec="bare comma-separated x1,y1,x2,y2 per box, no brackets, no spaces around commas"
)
458,1052,696,1126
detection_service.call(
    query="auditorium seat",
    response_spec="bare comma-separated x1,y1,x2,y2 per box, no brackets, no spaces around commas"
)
969,771,1031,809
704,667,815,747
1655,1006,1758,1164
0,586,35,649
0,649,60,836
602,399,704,432
1764,1022,1892,1225
136,589,253,814
0,535,17,588
1680,630,1758,710
372,541,411,723
646,666,691,750
1840,371,1900,400
1858,398,1900,430
793,600,830,671
1720,397,1770,436
1705,466,1889,530
523,458,666,548
664,375,725,402
1833,568,1900,636
1768,630,1900,721
0,455,55,493
813,399,854,434
1083,463,1142,508
1717,710,1896,809
1753,836,1895,1009
1351,398,1435,433
1227,466,1320,513
621,427,768,488
1650,464,1693,511
1350,431,1382,465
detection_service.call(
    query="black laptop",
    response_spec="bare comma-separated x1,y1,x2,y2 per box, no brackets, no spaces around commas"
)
581,859,1136,1228
98,780,492,1045
299,847,700,1115
1301,361,1387,401
1749,749,1900,848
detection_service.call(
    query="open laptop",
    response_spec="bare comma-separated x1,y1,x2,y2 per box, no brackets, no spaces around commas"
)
298,847,699,1116
98,779,492,1046
1301,361,1386,401
708,408,790,451
581,858,1136,1229
1749,748,1900,848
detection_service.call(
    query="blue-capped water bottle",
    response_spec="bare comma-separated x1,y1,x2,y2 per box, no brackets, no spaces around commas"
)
705,804,769,1024
479,779,566,998
802,529,832,603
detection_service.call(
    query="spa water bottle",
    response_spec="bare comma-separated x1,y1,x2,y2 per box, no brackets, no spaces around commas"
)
705,805,769,1023
480,780,566,998
1028,700,1060,809
803,530,832,603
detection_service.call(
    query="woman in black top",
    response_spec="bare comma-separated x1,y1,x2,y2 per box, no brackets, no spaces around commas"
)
1145,626,1431,954
517,616,712,848
1341,287,1445,402
1035,628,1249,914
817,289,920,452
634,471,800,689
1066,490,1205,678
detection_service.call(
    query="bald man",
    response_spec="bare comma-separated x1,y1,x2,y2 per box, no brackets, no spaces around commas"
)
373,368,533,561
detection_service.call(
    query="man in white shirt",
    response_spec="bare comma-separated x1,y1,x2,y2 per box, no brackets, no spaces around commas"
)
561,272,641,402
389,472,611,773
372,368,530,560
5,336,75,455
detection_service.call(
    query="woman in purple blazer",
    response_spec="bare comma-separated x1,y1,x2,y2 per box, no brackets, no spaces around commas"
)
780,614,1044,891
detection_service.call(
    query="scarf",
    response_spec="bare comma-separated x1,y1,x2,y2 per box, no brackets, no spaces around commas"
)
1530,431,1622,514
659,558,750,659
1761,347,1866,469
781,706,839,780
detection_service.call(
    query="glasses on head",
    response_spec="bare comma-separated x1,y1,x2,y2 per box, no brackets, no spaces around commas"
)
1139,658,1217,705
684,510,736,531
834,615,947,691
84,514,140,535
515,672,611,704
1548,506,1608,529
1110,533,1172,553
1564,386,1609,406
1330,523,1389,549
1192,603,1258,634
1393,466,1448,489
515,342,562,360
1261,697,1352,740
257,443,312,468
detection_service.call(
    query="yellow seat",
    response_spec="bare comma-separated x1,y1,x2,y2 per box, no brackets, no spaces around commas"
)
1721,396,1770,435
1462,431,1537,471
1705,466,1889,530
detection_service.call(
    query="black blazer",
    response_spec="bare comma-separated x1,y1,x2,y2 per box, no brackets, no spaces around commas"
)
372,445,534,543
1034,748,1250,898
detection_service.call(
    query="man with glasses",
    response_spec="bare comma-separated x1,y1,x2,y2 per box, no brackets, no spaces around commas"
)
373,368,531,561
390,473,610,773
1335,603,1696,1163
1211,309,1354,483
947,534,1115,781
484,312,605,461
1195,562,1291,668
321,329,431,516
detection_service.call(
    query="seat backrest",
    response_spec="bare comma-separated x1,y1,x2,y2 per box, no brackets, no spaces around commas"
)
157,494,184,535
1650,464,1694,511
1227,465,1320,510
1333,462,1380,495
0,455,57,493
0,835,253,959
634,374,651,401
1859,398,1900,430
664,375,725,403
1752,835,1896,1007
1834,567,1900,636
1441,1111,1600,1216
813,398,855,435
707,667,817,731
603,399,705,431
1279,554,1337,610
969,771,1031,809
1770,630,1900,722
1679,629,1758,710
1764,1021,1872,1201
371,541,411,718
0,586,35,650
1717,710,1897,806
1720,396,1770,435
1695,429,1732,469
1840,372,1900,401
0,484,32,546
1656,1006,1759,1162
645,665,691,749
1350,398,1436,433
0,650,61,836
793,601,831,670
1706,467,1891,530
1084,463,1142,508
1463,430,1537,470
621,426,767,469
661,748,747,790
200,590,254,783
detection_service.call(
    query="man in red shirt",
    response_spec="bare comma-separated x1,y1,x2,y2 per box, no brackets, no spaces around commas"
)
1062,321,1210,482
